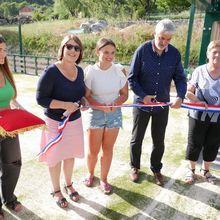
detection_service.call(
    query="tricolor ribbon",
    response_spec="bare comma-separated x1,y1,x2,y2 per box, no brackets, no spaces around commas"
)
84,102,171,108
181,102,220,112
36,114,71,158
37,102,220,157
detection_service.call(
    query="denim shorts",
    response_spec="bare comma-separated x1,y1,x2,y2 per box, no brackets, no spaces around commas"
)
86,108,122,129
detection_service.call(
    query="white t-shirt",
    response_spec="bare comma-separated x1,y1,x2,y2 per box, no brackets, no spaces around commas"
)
84,63,127,104
189,64,220,122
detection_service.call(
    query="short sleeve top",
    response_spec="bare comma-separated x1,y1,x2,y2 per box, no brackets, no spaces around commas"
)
84,63,127,105
188,64,220,123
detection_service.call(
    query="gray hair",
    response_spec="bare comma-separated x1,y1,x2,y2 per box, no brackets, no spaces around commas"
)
155,19,175,34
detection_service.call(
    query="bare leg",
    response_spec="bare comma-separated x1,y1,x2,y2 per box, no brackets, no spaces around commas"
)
49,162,68,208
49,162,62,192
188,160,196,170
202,161,211,171
101,128,119,183
63,158,74,186
87,128,104,177
185,160,196,184
63,158,79,201
200,160,217,184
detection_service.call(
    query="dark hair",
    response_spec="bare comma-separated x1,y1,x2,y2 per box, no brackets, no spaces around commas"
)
0,35,17,98
57,34,83,64
96,38,116,51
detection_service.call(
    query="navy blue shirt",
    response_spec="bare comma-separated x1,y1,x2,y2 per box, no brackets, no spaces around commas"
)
36,64,85,121
128,40,187,112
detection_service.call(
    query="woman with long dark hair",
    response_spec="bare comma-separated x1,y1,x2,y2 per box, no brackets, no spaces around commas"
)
0,35,23,219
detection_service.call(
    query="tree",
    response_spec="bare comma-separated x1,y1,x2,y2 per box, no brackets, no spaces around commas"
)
1,2,19,18
156,0,190,13
53,0,70,19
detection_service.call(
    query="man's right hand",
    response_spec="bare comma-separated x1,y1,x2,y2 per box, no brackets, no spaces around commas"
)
143,95,156,104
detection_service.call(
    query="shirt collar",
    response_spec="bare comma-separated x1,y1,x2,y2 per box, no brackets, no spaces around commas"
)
151,40,168,53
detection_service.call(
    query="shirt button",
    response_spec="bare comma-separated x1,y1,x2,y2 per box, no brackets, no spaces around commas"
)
157,73,159,75
156,82,158,85
155,91,157,94
158,63,160,65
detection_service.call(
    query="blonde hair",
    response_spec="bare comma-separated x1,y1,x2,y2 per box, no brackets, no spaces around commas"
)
57,34,83,64
207,40,220,54
0,35,17,98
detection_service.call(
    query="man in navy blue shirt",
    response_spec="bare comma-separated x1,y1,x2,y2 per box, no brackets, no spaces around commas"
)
128,19,187,185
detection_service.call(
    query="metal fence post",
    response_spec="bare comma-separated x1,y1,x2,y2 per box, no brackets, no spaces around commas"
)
18,21,23,56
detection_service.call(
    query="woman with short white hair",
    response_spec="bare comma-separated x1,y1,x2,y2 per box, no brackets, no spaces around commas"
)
185,40,220,185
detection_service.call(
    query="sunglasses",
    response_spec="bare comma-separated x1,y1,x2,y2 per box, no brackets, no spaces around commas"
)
65,44,81,52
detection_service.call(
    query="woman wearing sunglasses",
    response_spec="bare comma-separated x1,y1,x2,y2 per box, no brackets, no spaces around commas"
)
36,35,85,208
83,38,128,194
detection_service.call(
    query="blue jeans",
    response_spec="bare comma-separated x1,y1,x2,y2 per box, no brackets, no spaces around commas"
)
130,107,169,173
86,108,122,129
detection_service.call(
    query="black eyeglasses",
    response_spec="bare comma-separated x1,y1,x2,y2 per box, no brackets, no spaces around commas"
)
65,44,81,52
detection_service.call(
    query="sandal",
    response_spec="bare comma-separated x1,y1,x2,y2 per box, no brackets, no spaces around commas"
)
100,181,111,194
184,168,196,184
51,190,68,208
200,169,217,185
83,175,94,187
6,200,22,212
64,182,80,202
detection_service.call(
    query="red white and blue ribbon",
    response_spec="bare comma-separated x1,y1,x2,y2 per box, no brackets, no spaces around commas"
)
37,114,70,157
181,102,220,112
37,102,220,157
84,102,172,108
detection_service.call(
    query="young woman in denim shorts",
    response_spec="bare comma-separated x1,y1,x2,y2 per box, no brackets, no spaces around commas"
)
83,38,128,194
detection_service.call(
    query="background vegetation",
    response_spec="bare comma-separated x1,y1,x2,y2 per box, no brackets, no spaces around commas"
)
0,18,203,66
0,0,202,67
0,0,190,20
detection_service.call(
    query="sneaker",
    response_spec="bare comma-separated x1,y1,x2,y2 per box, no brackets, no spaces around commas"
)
100,181,111,194
129,168,139,182
154,172,164,186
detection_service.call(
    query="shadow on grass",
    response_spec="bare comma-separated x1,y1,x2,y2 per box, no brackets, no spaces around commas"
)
3,205,44,220
112,185,197,219
63,202,105,220
79,197,129,219
146,173,220,210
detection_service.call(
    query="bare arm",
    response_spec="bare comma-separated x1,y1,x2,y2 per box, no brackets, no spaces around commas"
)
85,86,111,112
49,99,79,114
113,82,128,106
186,83,208,108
